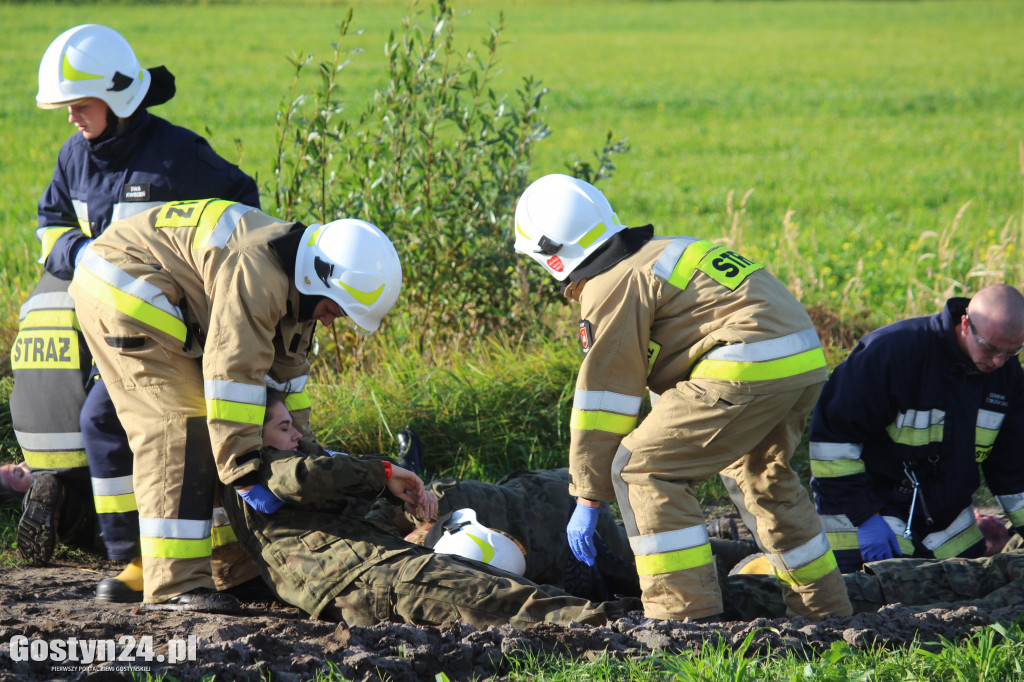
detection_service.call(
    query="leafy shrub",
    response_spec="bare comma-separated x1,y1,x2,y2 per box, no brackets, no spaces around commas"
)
271,1,562,361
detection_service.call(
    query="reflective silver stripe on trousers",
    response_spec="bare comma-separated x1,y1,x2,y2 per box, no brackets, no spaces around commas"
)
139,518,212,539
91,475,134,496
628,524,709,557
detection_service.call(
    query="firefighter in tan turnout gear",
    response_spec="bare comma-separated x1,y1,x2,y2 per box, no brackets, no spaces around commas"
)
69,198,402,611
513,174,852,621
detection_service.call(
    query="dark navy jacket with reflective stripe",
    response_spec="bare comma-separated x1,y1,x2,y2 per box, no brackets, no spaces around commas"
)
809,297,1024,534
37,111,259,280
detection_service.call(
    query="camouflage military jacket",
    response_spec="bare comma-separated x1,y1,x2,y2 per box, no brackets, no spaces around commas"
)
222,443,420,618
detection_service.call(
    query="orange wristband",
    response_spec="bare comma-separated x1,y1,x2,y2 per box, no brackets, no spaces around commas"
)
383,461,392,481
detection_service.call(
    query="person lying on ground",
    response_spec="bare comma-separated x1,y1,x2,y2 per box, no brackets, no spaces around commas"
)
223,391,643,628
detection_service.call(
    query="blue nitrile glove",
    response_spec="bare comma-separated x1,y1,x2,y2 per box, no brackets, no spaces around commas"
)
567,502,601,566
857,515,902,562
72,238,94,268
238,484,284,514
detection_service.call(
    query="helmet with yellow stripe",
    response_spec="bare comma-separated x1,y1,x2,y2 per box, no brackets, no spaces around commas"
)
432,508,527,575
295,219,402,335
36,24,150,118
513,174,625,281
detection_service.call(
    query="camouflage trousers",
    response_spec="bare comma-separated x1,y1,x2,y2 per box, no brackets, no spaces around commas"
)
727,537,1024,619
322,548,642,629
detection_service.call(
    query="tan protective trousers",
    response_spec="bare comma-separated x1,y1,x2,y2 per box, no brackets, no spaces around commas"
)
613,380,851,621
72,293,256,602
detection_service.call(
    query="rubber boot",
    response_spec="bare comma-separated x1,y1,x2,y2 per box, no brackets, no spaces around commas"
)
96,557,144,603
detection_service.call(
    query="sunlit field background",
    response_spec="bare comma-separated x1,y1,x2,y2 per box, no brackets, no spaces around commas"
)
2,2,1024,678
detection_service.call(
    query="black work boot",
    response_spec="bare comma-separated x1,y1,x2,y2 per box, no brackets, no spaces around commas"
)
143,587,240,614
17,472,64,564
396,427,425,476
705,517,739,541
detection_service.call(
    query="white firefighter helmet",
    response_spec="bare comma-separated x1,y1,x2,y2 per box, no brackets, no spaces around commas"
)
295,219,402,335
432,508,527,576
513,173,626,281
36,24,151,118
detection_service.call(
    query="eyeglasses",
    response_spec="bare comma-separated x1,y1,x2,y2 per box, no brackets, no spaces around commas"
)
966,313,1024,358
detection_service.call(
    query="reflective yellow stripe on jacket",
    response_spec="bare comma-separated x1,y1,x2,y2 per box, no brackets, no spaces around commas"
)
570,390,642,435
204,379,266,427
74,250,188,342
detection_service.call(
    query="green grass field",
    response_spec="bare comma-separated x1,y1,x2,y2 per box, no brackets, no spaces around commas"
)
2,0,1023,328
2,2,1024,679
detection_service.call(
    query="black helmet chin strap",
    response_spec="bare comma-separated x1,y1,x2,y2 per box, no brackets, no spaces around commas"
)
535,235,563,256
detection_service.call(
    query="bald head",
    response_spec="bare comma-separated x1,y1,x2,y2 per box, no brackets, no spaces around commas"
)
968,284,1024,339
957,284,1024,372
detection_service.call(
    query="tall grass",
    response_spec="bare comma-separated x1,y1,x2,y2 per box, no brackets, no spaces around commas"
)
2,1,1023,345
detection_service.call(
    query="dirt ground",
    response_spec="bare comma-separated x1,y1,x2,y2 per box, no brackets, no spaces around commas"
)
1,552,1022,682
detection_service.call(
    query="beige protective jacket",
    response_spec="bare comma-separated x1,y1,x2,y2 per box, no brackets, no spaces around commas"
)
569,235,826,501
77,199,315,484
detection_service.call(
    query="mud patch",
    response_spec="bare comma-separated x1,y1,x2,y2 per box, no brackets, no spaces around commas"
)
0,560,1021,681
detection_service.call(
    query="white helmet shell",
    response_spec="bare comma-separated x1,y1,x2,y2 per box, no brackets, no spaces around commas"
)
513,174,625,281
432,508,527,576
36,24,150,118
295,219,402,335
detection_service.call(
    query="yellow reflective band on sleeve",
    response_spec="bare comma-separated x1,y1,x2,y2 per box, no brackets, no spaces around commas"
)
206,399,265,426
690,347,826,382
21,309,79,330
22,450,89,470
809,458,866,478
211,524,239,548
824,531,859,551
666,239,718,290
10,330,79,369
141,536,213,560
188,200,237,249
570,408,637,435
932,524,984,560
94,493,139,514
886,422,944,446
773,550,838,586
39,226,76,262
634,542,713,576
75,267,187,343
284,392,312,411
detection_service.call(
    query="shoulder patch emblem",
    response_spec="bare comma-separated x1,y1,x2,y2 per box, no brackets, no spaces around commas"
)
578,320,593,355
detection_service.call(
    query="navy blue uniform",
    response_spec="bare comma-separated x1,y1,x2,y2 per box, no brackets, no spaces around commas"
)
16,108,258,561
809,298,1024,571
